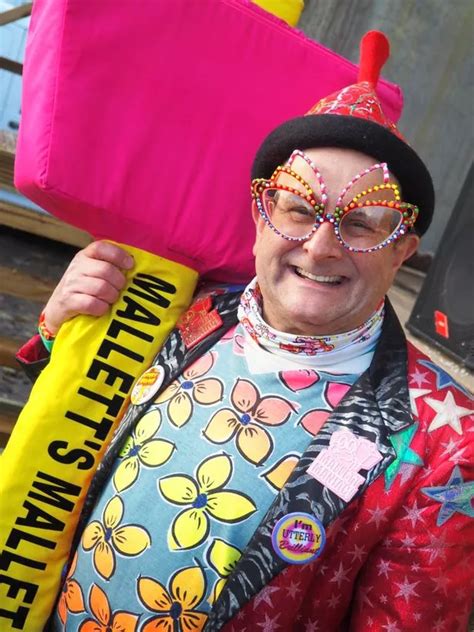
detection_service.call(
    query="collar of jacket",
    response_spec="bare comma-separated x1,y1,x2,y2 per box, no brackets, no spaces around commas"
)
207,298,414,631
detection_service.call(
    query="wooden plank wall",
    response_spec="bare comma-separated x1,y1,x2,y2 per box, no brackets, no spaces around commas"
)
298,0,473,254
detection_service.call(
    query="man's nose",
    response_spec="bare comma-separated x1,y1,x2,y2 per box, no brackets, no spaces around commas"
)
302,221,344,260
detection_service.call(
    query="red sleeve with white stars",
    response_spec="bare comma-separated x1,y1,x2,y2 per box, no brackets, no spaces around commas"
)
350,345,473,632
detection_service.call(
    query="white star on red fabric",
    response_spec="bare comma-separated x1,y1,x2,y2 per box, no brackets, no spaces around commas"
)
381,618,401,632
285,580,301,600
410,368,430,388
358,584,374,609
400,533,416,548
329,562,351,588
327,513,350,542
439,438,470,464
402,500,426,528
377,559,392,578
348,543,366,563
304,621,320,632
431,573,449,595
440,437,461,457
367,505,389,529
420,464,434,480
449,445,469,465
379,594,388,604
413,612,422,622
395,576,420,603
409,388,431,415
426,391,471,434
427,531,448,563
253,586,279,609
257,613,281,631
432,616,446,631
418,360,470,392
327,593,341,609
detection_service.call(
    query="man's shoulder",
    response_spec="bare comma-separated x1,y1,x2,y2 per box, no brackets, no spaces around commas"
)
405,340,473,450
406,341,472,400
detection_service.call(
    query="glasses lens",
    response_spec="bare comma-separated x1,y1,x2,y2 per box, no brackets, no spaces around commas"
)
262,188,317,238
339,205,402,250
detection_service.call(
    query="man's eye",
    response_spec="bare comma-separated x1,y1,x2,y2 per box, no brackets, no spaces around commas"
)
287,205,313,217
344,216,376,232
283,207,315,224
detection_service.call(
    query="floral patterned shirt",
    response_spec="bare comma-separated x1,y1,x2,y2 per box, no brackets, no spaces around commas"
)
55,323,374,631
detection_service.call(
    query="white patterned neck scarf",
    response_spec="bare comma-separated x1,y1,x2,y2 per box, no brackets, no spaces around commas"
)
237,277,384,361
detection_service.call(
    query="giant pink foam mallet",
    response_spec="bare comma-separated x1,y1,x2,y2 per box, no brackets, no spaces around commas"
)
15,0,403,283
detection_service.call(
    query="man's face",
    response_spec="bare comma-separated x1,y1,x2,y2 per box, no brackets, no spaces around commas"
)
252,147,420,336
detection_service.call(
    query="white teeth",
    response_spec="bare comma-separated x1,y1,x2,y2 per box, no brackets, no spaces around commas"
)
295,268,343,283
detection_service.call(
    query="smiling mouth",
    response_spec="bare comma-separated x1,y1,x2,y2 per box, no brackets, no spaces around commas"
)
294,267,345,285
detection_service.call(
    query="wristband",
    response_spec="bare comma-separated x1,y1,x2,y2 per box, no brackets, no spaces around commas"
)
38,310,56,353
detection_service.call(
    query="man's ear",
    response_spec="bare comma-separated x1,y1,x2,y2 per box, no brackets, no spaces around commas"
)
251,200,261,227
393,233,420,269
251,200,265,257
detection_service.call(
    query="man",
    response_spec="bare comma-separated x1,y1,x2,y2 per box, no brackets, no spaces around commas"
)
18,33,473,631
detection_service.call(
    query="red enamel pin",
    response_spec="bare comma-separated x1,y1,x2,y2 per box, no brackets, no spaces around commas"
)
177,296,223,349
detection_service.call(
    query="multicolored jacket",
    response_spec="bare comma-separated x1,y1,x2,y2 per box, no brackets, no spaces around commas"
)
17,292,474,631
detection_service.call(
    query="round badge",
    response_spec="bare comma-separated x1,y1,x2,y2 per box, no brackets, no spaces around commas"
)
130,366,165,405
271,512,326,565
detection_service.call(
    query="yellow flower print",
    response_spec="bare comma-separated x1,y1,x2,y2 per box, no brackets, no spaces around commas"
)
203,378,296,465
155,352,223,428
82,495,151,580
79,583,139,631
158,453,256,550
206,538,242,604
138,565,208,632
262,454,300,491
114,409,175,492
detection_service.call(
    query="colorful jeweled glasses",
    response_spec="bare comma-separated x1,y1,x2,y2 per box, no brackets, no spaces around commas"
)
251,150,419,253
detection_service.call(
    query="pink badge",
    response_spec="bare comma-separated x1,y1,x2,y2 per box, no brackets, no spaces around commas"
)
307,429,383,502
